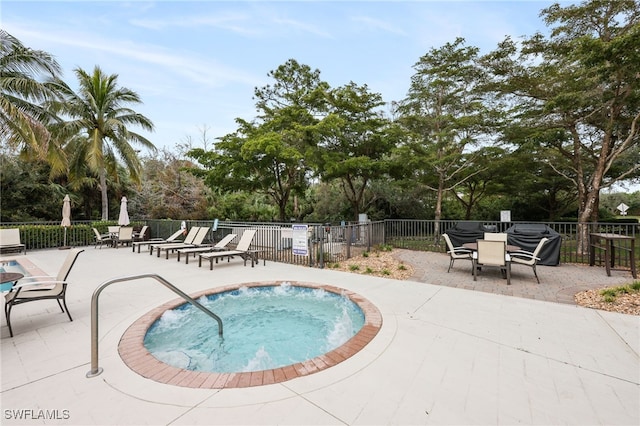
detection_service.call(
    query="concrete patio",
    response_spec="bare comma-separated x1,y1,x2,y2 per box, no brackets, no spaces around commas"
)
1,247,638,425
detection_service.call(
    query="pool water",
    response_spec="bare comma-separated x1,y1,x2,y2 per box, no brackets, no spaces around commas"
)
143,283,365,373
0,260,28,291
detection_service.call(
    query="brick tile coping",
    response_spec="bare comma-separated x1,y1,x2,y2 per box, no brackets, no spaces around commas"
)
0,256,47,277
119,281,383,389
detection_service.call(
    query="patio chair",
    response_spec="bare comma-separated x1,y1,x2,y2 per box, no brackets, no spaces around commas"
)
198,229,257,270
0,228,26,254
443,233,472,273
133,225,149,242
4,248,84,337
156,227,210,259
473,240,511,285
150,227,199,256
133,229,184,253
484,232,508,242
177,233,238,264
510,237,550,283
114,226,134,249
92,227,113,249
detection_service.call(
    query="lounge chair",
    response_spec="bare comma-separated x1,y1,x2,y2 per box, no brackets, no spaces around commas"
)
0,228,26,254
133,225,149,242
177,233,237,264
473,240,511,285
4,248,84,337
114,226,134,249
149,226,200,257
156,227,210,259
510,237,550,283
484,232,508,242
443,233,472,273
92,227,113,249
133,229,184,253
198,229,257,270
150,227,199,256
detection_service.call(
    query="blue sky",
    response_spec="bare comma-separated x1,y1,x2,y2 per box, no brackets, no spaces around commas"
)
4,0,565,153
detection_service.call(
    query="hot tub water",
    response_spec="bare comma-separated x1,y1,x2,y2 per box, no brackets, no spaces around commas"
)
143,282,365,373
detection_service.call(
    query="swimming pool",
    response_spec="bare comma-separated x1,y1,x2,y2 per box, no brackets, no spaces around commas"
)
119,281,382,388
0,259,31,291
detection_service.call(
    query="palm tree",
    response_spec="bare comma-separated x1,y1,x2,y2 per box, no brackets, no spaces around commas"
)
51,65,156,220
0,30,65,171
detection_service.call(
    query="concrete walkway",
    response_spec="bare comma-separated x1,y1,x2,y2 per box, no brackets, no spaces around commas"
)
1,248,638,425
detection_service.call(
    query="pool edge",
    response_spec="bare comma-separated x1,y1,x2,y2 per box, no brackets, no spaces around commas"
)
118,280,383,389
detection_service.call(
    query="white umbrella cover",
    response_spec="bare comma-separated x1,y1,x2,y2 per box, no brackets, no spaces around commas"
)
61,195,71,248
61,195,71,227
118,196,130,226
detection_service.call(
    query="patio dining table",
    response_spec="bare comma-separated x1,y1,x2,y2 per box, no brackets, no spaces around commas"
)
0,272,24,292
463,242,521,252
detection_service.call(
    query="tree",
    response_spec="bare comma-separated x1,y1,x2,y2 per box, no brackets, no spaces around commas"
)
483,0,640,251
315,82,393,221
0,30,66,172
395,38,497,235
188,59,329,221
131,148,211,220
50,66,156,220
0,153,66,221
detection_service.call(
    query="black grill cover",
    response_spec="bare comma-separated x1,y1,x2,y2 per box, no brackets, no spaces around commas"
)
444,222,494,247
505,224,562,266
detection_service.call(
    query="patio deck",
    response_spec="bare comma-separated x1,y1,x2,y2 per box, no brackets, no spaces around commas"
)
1,247,638,425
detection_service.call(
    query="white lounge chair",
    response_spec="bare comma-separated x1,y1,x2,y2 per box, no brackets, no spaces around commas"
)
150,227,199,256
198,230,257,270
443,233,472,273
177,233,238,264
484,232,508,242
0,228,26,254
156,227,210,259
114,227,134,249
510,237,550,283
133,225,149,242
473,240,511,285
133,229,184,253
92,227,113,249
4,248,84,337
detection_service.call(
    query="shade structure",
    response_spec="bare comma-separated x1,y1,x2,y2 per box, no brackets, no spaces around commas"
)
118,196,130,226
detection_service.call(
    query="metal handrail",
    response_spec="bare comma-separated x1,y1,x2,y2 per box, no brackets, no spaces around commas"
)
86,273,223,378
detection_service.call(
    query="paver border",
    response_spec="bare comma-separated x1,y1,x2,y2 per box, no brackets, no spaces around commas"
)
119,280,382,388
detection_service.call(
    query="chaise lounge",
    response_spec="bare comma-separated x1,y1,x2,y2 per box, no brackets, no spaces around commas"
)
133,229,184,253
198,229,257,270
176,233,237,264
0,228,26,255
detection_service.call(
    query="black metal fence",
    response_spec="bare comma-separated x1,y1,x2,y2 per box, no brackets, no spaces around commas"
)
1,219,638,271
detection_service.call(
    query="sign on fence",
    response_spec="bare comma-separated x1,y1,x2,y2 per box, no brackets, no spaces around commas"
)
292,224,308,256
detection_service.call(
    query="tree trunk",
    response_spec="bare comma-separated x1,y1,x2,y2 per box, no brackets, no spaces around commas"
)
433,175,445,238
100,169,109,221
576,186,600,254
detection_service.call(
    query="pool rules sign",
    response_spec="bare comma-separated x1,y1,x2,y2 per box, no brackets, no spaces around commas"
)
292,224,309,256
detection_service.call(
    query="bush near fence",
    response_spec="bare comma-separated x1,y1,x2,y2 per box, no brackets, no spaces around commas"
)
0,221,145,250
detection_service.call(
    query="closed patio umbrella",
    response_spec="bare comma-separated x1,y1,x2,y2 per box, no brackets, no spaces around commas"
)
60,195,71,249
118,196,130,226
